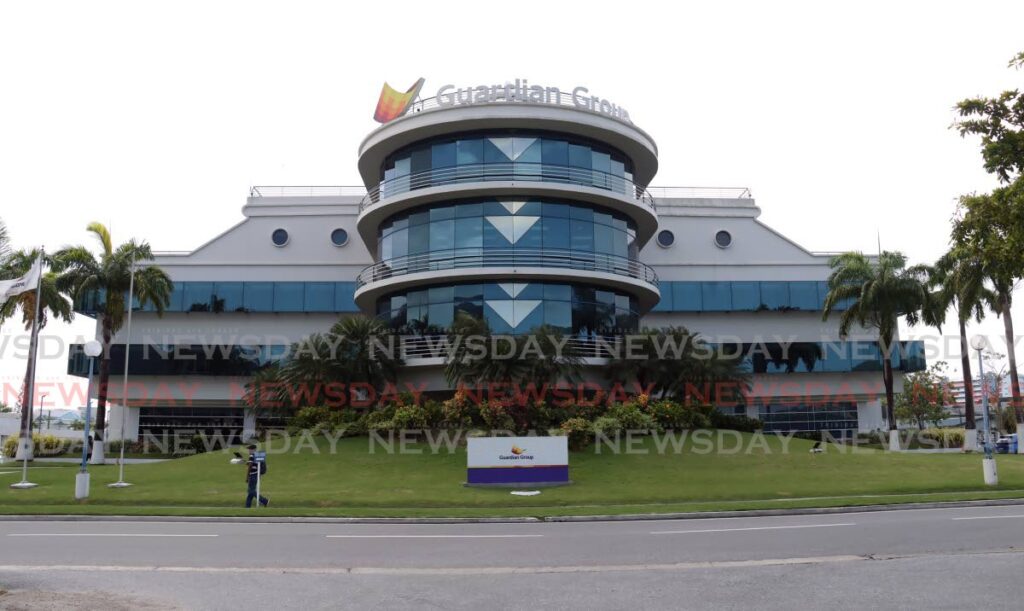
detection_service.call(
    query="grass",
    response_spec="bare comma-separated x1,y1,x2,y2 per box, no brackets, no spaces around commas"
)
1,433,1023,518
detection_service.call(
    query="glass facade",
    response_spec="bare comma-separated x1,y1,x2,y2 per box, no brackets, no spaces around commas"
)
378,130,638,199
378,197,638,263
74,282,360,315
724,341,926,374
757,401,859,435
375,281,639,335
651,281,853,312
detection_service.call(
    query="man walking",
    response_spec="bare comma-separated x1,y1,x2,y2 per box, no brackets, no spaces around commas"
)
244,444,268,508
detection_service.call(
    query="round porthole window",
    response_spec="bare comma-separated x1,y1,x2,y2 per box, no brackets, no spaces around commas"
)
330,228,349,247
715,230,733,249
271,228,289,247
657,230,675,248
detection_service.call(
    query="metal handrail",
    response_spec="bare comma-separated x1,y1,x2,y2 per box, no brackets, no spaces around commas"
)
646,186,752,199
360,163,657,213
250,186,367,197
355,248,658,289
393,333,635,360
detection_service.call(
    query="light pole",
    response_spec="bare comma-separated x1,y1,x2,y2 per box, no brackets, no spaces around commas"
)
75,340,102,500
109,254,135,489
38,393,48,431
970,335,998,486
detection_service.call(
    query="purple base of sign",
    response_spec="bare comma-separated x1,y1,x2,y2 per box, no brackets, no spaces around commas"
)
467,466,569,485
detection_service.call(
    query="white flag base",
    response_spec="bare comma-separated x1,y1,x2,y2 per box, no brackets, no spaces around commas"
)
10,481,38,489
107,481,133,488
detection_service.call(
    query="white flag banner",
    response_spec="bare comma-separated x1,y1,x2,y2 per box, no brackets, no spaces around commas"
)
0,256,42,301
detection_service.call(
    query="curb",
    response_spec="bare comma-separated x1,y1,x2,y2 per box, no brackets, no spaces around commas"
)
1,497,1023,524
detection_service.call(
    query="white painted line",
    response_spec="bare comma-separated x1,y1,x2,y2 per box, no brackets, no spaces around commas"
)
651,523,856,535
8,534,218,538
0,555,866,575
326,534,543,539
952,514,1024,521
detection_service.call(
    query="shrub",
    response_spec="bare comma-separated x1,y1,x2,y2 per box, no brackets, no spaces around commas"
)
591,416,623,438
389,404,430,430
365,404,397,431
479,401,516,432
645,400,711,431
4,435,75,458
919,428,965,448
607,403,656,433
287,406,332,431
559,417,593,451
442,391,479,428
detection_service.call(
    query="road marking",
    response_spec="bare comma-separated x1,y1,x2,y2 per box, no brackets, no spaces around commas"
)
7,534,218,538
651,523,856,535
0,555,864,575
952,514,1024,521
325,534,543,539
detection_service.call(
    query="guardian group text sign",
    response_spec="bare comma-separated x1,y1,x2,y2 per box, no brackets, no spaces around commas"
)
466,436,569,486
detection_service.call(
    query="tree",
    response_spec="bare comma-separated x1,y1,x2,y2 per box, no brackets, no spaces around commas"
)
0,218,9,261
895,362,952,430
247,315,403,412
604,326,749,405
953,51,1024,184
52,223,172,458
443,314,581,400
1,249,74,450
822,251,935,448
928,247,994,441
951,182,1024,435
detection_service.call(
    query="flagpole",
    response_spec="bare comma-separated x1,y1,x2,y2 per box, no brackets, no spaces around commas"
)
11,251,44,489
109,252,135,488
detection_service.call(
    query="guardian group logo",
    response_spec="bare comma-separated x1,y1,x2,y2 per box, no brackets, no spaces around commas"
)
373,77,425,123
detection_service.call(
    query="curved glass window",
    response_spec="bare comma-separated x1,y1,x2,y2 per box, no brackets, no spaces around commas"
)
379,130,637,199
378,197,638,263
375,281,638,336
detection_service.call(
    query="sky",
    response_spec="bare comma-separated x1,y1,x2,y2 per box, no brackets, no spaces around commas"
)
2,0,1023,410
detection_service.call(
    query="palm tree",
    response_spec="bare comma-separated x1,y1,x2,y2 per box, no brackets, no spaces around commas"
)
822,251,935,450
1,249,74,456
52,223,172,461
929,248,993,449
0,218,10,261
443,315,581,399
605,326,749,404
254,315,403,411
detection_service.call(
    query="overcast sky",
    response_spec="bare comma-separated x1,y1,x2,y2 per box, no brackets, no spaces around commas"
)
2,0,1023,410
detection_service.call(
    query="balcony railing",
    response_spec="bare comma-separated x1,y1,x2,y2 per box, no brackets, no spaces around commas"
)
359,163,657,213
250,186,367,197
355,248,659,289
646,186,752,199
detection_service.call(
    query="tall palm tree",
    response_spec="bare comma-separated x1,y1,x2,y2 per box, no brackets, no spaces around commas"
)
52,223,172,460
822,251,934,450
929,248,993,449
1,249,74,455
0,218,10,261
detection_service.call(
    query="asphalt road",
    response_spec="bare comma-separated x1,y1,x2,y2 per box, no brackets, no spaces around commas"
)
1,505,1023,609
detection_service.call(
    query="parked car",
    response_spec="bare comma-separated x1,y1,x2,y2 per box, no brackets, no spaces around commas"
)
995,434,1018,454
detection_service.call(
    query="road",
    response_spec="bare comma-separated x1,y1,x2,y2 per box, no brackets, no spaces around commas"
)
1,504,1023,609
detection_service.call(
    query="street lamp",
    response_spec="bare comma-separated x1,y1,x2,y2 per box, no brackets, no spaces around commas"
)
75,340,102,500
970,335,998,486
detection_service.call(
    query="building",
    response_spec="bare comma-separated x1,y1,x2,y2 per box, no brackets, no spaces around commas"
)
68,80,924,442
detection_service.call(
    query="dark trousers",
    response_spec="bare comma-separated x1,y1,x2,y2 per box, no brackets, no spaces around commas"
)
246,476,268,508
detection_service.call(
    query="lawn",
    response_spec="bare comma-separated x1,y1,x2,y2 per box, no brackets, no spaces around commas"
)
1,433,1023,518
